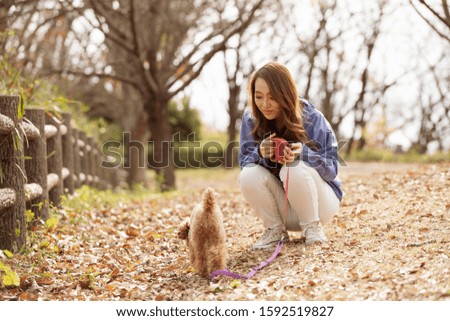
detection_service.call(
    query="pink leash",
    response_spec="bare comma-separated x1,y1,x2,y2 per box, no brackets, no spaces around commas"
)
210,168,290,282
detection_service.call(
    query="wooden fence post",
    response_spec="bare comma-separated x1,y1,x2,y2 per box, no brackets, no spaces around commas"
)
99,158,107,190
78,131,88,186
72,128,81,189
93,142,105,190
110,168,119,189
87,137,96,188
45,113,63,207
0,95,27,252
23,108,49,221
61,113,74,194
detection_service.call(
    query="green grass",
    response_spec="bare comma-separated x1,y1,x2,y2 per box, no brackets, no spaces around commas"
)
345,148,449,164
201,127,231,146
61,184,157,212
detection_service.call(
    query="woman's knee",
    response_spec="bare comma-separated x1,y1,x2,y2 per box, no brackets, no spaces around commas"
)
280,161,310,184
319,194,340,225
239,164,271,191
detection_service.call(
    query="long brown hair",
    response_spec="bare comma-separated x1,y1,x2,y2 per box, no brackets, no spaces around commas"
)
248,62,309,144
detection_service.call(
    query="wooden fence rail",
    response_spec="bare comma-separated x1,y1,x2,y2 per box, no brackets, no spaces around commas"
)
0,95,127,252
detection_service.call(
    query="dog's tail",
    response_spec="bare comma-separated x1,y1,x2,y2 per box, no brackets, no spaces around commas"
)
178,220,190,240
202,188,216,215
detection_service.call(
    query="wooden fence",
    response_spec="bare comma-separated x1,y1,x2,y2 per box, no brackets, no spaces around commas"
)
0,95,126,252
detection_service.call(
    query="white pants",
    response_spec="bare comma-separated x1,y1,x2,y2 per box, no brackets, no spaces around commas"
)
239,161,340,231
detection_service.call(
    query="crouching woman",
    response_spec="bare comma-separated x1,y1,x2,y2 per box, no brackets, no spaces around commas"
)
238,62,343,249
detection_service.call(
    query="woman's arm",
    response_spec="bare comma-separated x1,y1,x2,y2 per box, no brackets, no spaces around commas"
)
300,104,339,182
238,110,260,168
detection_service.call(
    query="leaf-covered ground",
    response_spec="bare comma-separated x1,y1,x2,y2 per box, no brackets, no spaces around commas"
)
0,162,449,301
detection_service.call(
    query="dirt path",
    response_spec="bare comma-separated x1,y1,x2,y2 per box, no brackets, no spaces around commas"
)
1,162,448,300
168,162,450,300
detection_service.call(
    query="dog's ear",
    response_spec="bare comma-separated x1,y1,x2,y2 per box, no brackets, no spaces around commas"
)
177,220,190,240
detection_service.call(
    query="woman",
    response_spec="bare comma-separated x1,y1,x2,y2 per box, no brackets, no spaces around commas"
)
238,62,343,249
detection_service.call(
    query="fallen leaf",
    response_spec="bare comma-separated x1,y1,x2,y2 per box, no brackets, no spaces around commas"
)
3,250,14,258
155,294,165,301
36,277,54,286
126,228,140,237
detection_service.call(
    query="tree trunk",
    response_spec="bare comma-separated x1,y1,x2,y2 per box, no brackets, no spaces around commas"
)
356,116,368,151
346,134,355,155
225,85,240,168
0,95,27,252
321,88,334,125
124,113,150,187
346,120,363,156
225,122,238,169
147,97,175,191
356,136,367,151
0,0,14,51
413,110,432,154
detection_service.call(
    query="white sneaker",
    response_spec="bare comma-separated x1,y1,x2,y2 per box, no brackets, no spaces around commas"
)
303,221,328,245
253,225,289,249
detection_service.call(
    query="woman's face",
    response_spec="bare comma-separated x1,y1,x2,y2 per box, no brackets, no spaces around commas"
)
254,77,281,121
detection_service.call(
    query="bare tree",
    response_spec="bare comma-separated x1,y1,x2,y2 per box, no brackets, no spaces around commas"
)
221,1,284,168
59,0,265,190
0,0,15,50
412,50,450,153
3,1,82,73
288,0,400,154
287,0,350,136
3,0,266,190
223,36,251,168
409,0,450,42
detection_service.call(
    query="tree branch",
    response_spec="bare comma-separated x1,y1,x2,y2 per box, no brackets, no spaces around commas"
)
167,0,264,98
83,6,136,55
91,1,130,41
418,0,450,27
47,69,143,95
409,0,450,42
443,0,450,21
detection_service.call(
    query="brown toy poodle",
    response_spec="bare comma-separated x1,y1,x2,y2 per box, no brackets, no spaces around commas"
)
178,188,227,278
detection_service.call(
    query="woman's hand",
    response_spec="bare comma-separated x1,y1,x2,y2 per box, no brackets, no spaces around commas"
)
259,133,276,159
278,142,303,165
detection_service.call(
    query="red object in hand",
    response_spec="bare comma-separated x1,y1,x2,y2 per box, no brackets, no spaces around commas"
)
272,138,288,161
